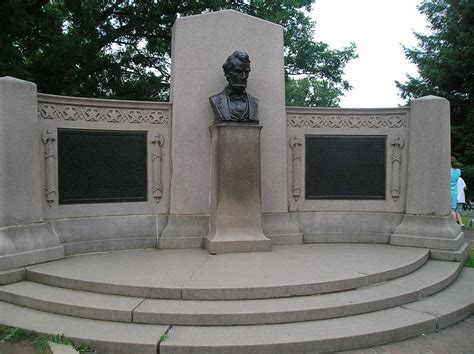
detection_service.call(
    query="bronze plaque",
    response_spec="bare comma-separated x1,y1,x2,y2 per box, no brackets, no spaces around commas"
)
305,135,386,199
58,129,147,204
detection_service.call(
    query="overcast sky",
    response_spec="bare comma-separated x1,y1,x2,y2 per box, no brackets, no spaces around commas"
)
311,0,430,108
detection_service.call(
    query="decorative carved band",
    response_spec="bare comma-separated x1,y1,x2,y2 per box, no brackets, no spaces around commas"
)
41,130,57,207
38,104,169,125
390,137,405,201
289,137,302,203
151,133,165,203
287,114,407,129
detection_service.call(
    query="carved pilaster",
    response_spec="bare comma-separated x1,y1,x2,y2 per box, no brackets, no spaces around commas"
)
41,130,57,207
390,137,405,201
289,137,303,202
151,133,165,203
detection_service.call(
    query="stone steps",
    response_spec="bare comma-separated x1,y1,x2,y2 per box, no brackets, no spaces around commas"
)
22,245,429,300
0,269,472,354
1,245,471,353
0,301,168,354
0,260,461,326
159,270,473,354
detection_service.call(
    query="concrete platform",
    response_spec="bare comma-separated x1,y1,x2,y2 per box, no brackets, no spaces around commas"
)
24,244,429,299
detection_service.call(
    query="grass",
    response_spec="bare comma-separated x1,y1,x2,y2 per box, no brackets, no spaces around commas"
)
461,215,473,230
464,249,474,268
461,215,474,268
0,326,94,353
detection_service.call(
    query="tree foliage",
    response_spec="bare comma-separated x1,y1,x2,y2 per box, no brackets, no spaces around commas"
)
0,0,356,105
397,0,474,196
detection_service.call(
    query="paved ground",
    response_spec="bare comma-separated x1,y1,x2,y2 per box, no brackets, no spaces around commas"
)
464,229,474,246
342,315,474,354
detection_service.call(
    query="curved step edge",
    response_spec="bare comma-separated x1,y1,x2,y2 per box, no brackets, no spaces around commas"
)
0,281,144,322
159,270,474,353
24,247,429,300
0,301,168,354
134,260,461,325
0,270,471,354
0,261,461,326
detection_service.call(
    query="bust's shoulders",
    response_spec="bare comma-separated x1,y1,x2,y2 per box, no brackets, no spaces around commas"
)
248,94,258,104
210,90,227,101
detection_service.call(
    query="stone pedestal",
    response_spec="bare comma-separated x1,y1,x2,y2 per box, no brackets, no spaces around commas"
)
390,96,467,261
0,77,63,270
0,77,43,226
204,124,271,254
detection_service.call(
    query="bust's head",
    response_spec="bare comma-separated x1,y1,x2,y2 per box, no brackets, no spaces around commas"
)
222,51,251,94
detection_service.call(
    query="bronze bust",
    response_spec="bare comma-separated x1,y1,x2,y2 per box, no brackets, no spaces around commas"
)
209,51,258,123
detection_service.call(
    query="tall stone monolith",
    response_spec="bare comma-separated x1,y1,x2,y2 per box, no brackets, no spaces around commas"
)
161,10,291,248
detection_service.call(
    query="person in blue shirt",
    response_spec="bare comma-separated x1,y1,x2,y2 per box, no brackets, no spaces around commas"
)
450,157,461,221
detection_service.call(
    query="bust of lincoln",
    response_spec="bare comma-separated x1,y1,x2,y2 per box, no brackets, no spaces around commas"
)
209,51,258,123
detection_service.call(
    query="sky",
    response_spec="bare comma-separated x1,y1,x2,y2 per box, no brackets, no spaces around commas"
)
311,0,430,108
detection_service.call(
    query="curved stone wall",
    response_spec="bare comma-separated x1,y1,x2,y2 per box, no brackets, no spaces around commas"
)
36,93,172,255
0,77,465,274
285,106,410,244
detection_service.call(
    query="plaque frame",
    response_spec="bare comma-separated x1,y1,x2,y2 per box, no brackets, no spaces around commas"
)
305,135,386,200
58,128,148,205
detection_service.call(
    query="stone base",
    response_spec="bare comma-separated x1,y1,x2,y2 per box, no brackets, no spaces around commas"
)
205,124,271,254
304,233,391,244
262,212,302,245
160,215,208,249
300,212,403,244
0,223,64,270
390,214,467,261
52,215,163,255
430,242,470,262
63,237,157,256
0,246,64,271
204,237,271,254
158,236,204,250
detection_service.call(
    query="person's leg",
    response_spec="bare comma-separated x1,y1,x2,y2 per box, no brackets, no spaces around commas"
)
455,203,464,226
451,208,458,221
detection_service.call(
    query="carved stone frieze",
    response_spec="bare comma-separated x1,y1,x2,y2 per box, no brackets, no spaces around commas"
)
287,114,407,129
41,130,57,207
390,137,405,201
151,133,165,203
38,103,169,125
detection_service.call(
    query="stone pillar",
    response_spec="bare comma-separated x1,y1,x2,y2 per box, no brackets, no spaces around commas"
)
0,77,63,271
0,77,43,226
391,96,467,261
161,10,293,248
205,124,271,254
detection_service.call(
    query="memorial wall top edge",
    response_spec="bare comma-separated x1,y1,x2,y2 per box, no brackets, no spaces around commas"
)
37,93,172,110
37,93,408,115
175,9,283,30
286,106,410,116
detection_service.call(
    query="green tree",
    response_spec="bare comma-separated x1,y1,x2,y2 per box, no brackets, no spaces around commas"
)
397,0,474,196
0,0,356,105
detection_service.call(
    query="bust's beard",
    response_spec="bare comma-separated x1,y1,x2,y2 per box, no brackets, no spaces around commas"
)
228,83,247,93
